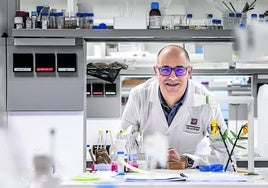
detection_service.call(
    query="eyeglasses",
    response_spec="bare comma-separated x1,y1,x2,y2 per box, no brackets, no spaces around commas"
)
158,66,189,76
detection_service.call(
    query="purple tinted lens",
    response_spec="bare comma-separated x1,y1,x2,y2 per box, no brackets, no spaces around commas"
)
160,67,172,75
174,67,187,76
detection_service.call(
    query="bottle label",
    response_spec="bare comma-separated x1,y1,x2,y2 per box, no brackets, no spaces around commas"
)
149,16,161,29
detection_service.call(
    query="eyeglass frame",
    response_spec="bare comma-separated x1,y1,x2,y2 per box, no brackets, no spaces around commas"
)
156,66,190,76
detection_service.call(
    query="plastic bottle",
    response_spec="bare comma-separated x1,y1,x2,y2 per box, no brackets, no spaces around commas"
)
41,12,48,29
31,11,37,29
86,144,92,170
117,151,125,175
25,16,32,29
49,9,57,29
148,2,161,29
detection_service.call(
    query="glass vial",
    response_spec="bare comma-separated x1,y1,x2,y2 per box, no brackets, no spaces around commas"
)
148,2,161,29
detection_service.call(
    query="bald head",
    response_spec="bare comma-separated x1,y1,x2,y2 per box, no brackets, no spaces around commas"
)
157,45,190,66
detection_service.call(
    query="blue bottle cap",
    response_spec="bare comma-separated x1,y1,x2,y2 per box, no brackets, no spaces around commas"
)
259,14,264,18
229,13,235,17
31,11,37,16
98,23,107,29
57,12,63,17
207,14,213,18
236,13,242,17
36,6,43,13
151,2,159,9
117,151,125,155
83,13,90,17
251,14,257,18
187,14,193,18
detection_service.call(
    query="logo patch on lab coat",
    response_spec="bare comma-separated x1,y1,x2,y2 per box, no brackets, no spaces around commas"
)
191,118,198,125
184,118,201,134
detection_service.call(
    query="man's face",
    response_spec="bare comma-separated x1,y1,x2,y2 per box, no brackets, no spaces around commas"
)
154,48,192,96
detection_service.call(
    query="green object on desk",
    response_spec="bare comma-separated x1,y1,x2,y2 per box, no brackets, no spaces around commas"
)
246,172,259,176
74,175,100,182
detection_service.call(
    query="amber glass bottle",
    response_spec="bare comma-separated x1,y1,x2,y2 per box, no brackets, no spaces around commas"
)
149,2,161,29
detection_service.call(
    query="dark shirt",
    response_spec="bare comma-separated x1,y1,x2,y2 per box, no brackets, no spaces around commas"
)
158,85,188,126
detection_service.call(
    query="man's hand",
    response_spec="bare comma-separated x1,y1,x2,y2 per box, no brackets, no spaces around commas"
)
168,146,181,162
168,146,188,168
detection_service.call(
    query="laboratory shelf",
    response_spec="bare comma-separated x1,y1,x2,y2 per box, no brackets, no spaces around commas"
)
12,29,235,42
119,66,268,76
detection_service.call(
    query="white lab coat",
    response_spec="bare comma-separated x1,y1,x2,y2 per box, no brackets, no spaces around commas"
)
121,77,232,167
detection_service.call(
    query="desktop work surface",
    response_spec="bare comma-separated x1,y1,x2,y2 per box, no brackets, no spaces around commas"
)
59,168,268,188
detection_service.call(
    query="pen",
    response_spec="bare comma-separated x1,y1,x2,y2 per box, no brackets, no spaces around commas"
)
180,173,188,178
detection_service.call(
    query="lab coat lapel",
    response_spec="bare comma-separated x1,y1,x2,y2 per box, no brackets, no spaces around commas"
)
168,80,195,132
148,79,169,131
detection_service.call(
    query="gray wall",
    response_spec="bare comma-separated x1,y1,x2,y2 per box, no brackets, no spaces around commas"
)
7,40,85,111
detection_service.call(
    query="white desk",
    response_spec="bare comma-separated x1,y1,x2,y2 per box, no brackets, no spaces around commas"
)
59,169,268,188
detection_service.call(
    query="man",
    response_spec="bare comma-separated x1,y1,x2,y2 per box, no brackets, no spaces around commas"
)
121,45,231,168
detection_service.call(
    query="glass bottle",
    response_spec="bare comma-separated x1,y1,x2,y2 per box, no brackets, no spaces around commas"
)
185,13,193,29
205,14,213,30
76,12,82,29
88,13,94,29
250,13,258,25
235,13,242,27
148,2,161,29
56,12,64,29
228,12,235,29
83,13,90,29
258,14,265,23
